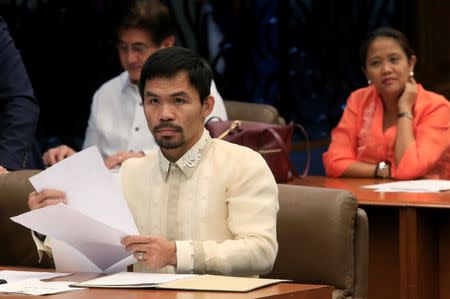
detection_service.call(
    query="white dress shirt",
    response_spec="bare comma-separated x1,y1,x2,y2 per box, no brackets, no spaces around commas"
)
120,129,279,276
83,71,228,158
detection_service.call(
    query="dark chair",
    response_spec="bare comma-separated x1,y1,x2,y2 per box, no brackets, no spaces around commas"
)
0,170,53,267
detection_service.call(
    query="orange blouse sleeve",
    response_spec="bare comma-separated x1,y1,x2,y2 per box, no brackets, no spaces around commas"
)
391,96,450,179
323,92,361,177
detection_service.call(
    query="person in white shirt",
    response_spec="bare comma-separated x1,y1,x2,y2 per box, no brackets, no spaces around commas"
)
42,0,227,169
28,46,278,276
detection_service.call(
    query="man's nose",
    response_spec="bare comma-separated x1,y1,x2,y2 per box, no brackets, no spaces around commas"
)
124,51,138,64
159,104,175,121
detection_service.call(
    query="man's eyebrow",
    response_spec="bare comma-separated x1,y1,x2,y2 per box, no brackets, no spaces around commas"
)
170,91,189,97
117,40,146,46
144,91,158,97
144,91,189,97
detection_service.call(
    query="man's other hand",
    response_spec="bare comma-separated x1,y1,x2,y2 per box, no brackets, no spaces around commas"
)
105,151,144,169
28,189,67,210
42,145,76,166
0,165,7,174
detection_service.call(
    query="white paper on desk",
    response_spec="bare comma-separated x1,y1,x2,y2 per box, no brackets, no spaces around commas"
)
11,203,135,272
73,272,197,288
0,270,72,283
0,278,80,295
363,179,450,192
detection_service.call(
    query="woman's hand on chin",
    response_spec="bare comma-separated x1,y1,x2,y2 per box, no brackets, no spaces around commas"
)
398,77,417,112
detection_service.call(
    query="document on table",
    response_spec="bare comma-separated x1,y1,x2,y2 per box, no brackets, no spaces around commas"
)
363,179,450,192
0,270,72,283
0,278,80,295
72,272,290,292
72,272,197,288
10,146,139,273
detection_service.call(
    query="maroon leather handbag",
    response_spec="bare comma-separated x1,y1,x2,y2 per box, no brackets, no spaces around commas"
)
205,120,310,183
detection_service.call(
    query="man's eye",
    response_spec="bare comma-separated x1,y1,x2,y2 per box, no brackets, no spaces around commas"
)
146,98,159,104
132,45,146,54
174,98,185,104
117,44,128,52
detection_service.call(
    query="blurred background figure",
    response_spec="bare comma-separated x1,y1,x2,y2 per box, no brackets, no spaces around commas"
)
40,0,227,169
0,17,44,173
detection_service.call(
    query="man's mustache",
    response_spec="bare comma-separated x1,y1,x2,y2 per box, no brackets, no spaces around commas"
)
153,123,183,133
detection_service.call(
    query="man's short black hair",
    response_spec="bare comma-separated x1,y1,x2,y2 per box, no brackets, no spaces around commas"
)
139,47,212,104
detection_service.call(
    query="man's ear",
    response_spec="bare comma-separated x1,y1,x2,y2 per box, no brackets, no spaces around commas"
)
202,95,215,119
160,35,175,49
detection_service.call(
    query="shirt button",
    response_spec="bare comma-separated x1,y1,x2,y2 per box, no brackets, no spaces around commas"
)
135,127,139,132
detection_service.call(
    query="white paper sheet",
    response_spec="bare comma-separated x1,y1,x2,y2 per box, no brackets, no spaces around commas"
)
0,270,72,283
0,278,80,295
28,146,137,233
11,204,134,271
363,179,450,192
11,146,139,273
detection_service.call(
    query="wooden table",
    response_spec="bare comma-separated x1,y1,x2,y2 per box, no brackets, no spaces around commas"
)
290,176,450,299
0,266,332,299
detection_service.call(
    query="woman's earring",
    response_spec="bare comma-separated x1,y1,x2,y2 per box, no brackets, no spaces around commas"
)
367,79,372,85
409,71,414,78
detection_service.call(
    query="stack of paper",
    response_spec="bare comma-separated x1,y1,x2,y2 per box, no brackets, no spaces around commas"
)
0,279,80,296
72,272,290,292
363,179,450,193
0,270,78,296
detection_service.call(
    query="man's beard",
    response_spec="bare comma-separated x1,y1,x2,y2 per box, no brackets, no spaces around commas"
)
153,123,185,149
155,135,185,149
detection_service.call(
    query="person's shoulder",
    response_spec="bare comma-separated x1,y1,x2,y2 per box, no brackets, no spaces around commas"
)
418,85,449,105
349,85,377,98
416,85,450,114
93,71,129,97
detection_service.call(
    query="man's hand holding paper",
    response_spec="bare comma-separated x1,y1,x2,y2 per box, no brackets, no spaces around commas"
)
11,146,139,273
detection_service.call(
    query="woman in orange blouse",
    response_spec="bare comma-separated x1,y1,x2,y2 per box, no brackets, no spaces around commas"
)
323,27,450,180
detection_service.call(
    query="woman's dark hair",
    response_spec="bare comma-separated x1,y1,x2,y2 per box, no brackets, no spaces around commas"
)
139,47,212,104
360,27,414,70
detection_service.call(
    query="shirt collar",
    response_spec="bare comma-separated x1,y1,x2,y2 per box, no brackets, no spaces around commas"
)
119,71,139,93
159,129,212,179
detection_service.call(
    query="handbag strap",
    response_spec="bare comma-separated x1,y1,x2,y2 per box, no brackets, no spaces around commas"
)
294,124,311,178
267,128,298,178
267,124,310,178
217,120,241,139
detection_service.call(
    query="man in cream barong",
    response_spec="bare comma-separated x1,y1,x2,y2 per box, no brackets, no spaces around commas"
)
28,47,279,276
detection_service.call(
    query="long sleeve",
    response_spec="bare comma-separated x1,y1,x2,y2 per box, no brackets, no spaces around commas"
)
0,18,40,170
323,92,361,177
191,151,278,276
391,95,450,179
